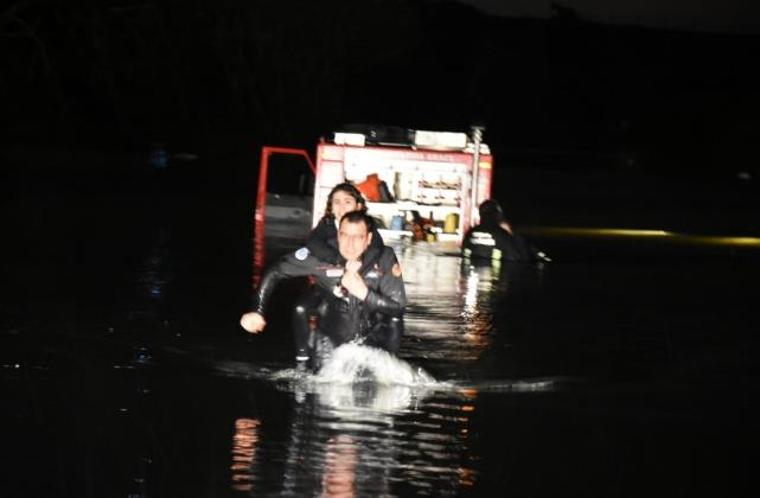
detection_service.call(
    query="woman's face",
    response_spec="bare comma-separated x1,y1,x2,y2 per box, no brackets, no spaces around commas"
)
331,190,360,221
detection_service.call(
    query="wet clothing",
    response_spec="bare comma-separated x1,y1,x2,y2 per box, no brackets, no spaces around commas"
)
307,216,384,265
291,286,328,360
292,286,403,361
463,222,540,262
252,243,406,356
294,216,389,359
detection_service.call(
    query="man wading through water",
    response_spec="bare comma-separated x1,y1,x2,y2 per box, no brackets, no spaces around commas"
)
240,211,406,371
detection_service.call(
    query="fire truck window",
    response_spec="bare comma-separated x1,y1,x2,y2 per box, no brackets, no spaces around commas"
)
266,155,314,197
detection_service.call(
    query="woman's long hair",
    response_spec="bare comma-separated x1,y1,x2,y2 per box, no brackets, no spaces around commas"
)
324,183,367,218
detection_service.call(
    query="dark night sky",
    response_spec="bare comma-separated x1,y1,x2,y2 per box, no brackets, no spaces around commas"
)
2,0,760,200
460,0,760,34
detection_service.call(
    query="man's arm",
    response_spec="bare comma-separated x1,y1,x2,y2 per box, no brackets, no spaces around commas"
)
364,248,406,317
241,251,323,333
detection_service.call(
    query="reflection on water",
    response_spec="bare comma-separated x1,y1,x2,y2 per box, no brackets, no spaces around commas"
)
5,201,756,497
230,381,476,496
137,227,172,302
231,418,261,492
223,246,556,495
126,226,176,333
399,243,546,367
226,244,568,495
220,341,481,496
461,264,495,356
322,434,358,498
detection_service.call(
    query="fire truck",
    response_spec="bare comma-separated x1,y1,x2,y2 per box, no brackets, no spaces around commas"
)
255,125,493,259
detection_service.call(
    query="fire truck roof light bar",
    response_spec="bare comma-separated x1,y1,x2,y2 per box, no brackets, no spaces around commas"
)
413,130,468,150
334,133,366,146
331,128,485,152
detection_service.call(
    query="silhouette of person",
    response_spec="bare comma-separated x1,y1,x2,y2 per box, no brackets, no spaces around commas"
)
462,200,549,263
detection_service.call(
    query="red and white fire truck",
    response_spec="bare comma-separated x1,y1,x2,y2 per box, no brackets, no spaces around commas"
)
255,125,493,255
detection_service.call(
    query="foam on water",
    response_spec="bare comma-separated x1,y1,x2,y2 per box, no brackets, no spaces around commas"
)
214,344,564,396
314,343,438,386
263,344,445,413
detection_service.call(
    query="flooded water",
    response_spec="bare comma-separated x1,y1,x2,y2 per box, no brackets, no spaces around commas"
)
1,191,756,497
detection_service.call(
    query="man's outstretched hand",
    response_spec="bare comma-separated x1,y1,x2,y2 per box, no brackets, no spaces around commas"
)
240,312,267,333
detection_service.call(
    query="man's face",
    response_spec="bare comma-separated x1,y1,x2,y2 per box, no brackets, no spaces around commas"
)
338,220,372,262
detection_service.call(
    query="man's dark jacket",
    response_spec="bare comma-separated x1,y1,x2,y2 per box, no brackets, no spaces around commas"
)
251,244,405,349
463,221,537,262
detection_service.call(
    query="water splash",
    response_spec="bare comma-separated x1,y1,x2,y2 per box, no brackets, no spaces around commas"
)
263,344,445,413
314,343,437,386
216,343,564,396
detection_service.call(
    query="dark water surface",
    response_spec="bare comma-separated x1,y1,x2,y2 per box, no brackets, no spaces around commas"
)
2,191,756,497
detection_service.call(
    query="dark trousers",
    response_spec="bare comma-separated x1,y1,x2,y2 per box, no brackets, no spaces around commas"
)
291,286,324,360
292,288,404,360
